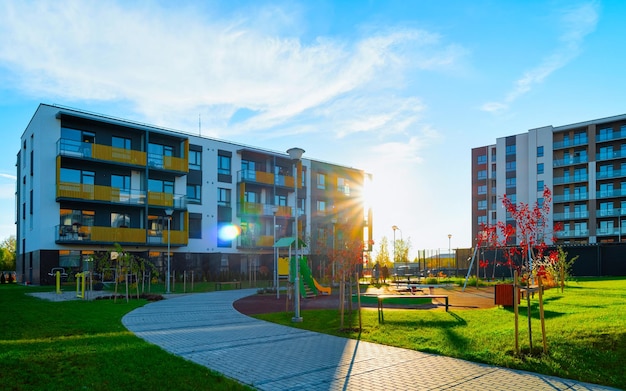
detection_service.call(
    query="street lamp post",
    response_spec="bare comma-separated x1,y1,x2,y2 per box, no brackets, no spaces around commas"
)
331,218,337,280
392,225,401,263
448,234,452,270
287,147,305,323
165,208,173,294
273,206,279,299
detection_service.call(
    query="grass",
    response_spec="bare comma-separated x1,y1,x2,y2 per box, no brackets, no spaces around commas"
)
0,284,252,391
254,277,626,389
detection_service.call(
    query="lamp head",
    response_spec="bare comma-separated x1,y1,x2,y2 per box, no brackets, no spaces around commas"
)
165,208,174,216
286,147,305,161
392,225,399,231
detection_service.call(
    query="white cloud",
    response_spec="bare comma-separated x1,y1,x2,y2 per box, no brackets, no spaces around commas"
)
0,1,461,143
481,1,599,113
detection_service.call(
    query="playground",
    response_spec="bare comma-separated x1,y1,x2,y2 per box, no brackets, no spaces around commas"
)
233,284,496,315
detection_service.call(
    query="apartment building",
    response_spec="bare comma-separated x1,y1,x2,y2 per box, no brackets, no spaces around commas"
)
16,104,372,285
472,113,626,246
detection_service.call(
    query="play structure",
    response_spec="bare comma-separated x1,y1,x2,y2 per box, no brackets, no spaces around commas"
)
289,256,331,298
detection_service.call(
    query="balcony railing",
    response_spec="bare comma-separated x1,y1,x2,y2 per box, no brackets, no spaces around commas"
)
596,227,625,236
553,155,588,167
57,182,186,209
553,193,588,203
597,168,626,180
58,138,147,166
553,211,589,221
238,202,293,217
56,225,187,246
57,182,146,205
238,234,274,249
237,170,298,188
596,209,626,218
596,188,626,199
596,129,626,143
147,154,189,173
596,149,626,161
553,137,588,150
553,174,588,185
555,229,589,238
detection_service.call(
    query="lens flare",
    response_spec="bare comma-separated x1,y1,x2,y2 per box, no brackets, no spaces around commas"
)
218,224,241,241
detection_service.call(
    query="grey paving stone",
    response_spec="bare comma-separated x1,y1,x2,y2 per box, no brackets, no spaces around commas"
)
122,289,620,391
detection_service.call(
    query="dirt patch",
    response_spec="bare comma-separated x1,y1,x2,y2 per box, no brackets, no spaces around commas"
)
233,285,496,315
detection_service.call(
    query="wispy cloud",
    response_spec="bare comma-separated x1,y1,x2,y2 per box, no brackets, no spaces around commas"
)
481,1,599,113
0,1,461,149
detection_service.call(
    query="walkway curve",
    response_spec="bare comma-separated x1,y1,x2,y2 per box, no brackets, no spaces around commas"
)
122,289,619,391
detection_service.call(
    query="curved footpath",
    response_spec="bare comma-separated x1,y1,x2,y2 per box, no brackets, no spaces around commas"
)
122,289,619,391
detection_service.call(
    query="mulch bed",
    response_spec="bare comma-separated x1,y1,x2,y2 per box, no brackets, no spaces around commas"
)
233,286,496,316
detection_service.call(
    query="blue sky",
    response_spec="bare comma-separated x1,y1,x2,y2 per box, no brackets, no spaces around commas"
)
0,0,624,257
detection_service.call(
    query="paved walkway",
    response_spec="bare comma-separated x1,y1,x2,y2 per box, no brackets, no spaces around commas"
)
122,289,619,391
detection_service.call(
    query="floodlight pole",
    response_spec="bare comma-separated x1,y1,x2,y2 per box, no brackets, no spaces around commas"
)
165,208,173,294
287,147,304,323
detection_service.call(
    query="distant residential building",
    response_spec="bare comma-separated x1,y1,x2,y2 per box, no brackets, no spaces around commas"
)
472,114,626,246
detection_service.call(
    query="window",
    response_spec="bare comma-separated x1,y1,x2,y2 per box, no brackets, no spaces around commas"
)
506,161,516,172
218,188,231,206
111,213,130,228
317,173,326,189
189,213,202,239
244,191,259,203
148,179,174,194
337,178,350,195
477,155,487,164
275,194,287,206
218,154,231,175
506,145,516,155
506,177,516,188
111,174,130,191
189,150,202,170
148,143,173,168
60,168,94,185
477,170,487,180
477,215,487,225
112,136,131,150
60,209,95,227
537,180,544,192
598,127,613,142
317,200,326,215
537,198,544,208
187,184,201,203
537,146,544,157
537,163,544,174
477,185,487,195
477,200,487,210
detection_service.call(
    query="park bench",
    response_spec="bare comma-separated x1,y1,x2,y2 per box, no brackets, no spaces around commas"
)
215,281,242,290
377,294,449,324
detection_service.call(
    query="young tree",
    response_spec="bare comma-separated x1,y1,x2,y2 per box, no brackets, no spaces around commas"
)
374,236,390,267
335,236,367,331
0,236,16,271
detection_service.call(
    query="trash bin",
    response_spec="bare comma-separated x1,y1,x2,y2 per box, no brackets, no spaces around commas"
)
494,284,519,306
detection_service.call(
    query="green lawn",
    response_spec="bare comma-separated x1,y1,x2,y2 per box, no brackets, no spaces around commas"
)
255,278,626,389
0,284,252,391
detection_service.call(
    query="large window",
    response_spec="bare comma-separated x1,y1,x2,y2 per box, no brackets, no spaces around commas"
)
537,163,544,174
189,150,202,170
317,200,326,215
112,136,131,150
111,212,130,228
218,154,231,175
148,143,173,168
505,161,516,172
506,145,516,155
477,200,487,210
189,213,202,239
477,154,487,164
537,146,544,157
187,184,201,203
537,180,544,192
317,173,326,189
337,178,350,195
218,188,231,206
244,191,259,203
477,170,487,180
506,177,516,188
477,185,487,195
60,168,94,185
148,179,174,194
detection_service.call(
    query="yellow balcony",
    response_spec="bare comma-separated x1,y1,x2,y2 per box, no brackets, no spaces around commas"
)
57,182,146,205
92,144,147,165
